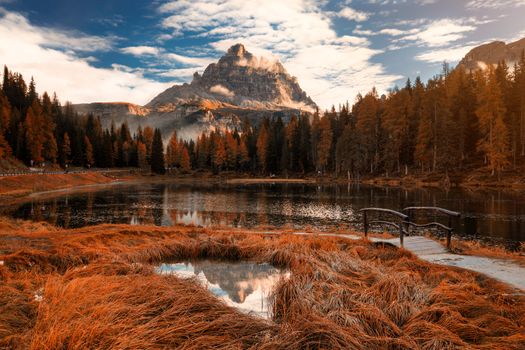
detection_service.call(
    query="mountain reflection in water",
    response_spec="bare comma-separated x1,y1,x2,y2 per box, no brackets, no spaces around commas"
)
156,261,288,318
2,182,525,245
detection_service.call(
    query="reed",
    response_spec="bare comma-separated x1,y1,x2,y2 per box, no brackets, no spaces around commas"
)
0,217,523,349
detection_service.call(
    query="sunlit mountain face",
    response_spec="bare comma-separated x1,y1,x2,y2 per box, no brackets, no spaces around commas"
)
1,1,524,109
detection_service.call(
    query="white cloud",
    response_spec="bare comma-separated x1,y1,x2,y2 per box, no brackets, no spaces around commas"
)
379,28,409,36
120,45,214,75
466,0,525,9
0,8,114,52
121,46,160,56
337,7,370,22
415,44,477,63
0,8,171,105
157,0,400,108
400,19,476,47
210,84,234,97
163,53,212,66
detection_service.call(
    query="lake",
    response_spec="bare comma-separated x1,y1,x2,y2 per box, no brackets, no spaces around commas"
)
1,182,524,247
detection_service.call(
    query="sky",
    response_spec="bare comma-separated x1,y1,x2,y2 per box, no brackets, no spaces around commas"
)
0,0,524,109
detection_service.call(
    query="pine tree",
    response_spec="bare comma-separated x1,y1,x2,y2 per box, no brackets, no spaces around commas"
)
83,136,94,168
286,115,300,172
102,131,114,168
0,90,12,158
490,117,510,179
238,136,250,170
224,131,238,169
355,89,381,173
60,132,71,167
166,131,179,170
213,134,226,172
150,128,165,174
180,146,191,173
476,67,510,176
298,114,312,173
143,126,154,163
137,141,148,169
27,77,38,104
24,101,45,165
256,120,269,173
383,86,412,174
316,116,332,173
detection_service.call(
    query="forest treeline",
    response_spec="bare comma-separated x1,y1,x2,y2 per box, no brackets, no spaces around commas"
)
1,55,525,178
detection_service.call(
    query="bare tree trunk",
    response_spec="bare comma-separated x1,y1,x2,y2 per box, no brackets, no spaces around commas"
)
520,103,525,157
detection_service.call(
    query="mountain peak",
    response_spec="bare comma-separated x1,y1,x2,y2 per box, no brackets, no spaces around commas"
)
147,44,317,112
459,37,525,71
227,43,247,57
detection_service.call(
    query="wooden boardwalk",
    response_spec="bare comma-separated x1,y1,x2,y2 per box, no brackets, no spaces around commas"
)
258,231,525,292
337,234,525,292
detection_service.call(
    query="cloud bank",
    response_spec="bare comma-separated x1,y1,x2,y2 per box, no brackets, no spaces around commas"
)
157,0,401,108
0,8,171,105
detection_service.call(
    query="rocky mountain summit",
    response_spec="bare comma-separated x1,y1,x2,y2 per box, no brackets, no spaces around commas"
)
148,44,316,112
459,37,525,71
73,44,317,140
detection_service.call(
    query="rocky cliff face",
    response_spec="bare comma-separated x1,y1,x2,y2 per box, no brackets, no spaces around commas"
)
73,44,317,140
459,38,525,71
73,102,149,118
147,44,316,112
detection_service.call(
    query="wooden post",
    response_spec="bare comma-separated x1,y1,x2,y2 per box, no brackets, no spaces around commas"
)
399,222,404,247
405,210,411,236
363,211,368,237
447,216,453,249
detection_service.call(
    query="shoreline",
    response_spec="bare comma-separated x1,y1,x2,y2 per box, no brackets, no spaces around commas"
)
1,169,525,202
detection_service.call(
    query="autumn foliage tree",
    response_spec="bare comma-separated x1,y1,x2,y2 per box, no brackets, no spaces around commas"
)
1,59,524,180
476,67,510,177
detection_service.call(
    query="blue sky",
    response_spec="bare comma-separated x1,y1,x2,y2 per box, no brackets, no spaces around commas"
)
0,0,524,109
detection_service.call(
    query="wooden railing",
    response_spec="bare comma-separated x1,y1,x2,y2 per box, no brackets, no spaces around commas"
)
360,208,410,246
360,206,461,249
403,207,460,249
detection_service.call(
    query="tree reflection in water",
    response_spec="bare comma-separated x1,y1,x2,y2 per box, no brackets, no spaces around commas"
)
1,182,524,245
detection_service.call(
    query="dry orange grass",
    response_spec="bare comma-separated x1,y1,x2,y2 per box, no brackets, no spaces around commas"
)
0,173,114,198
445,238,525,267
0,217,524,349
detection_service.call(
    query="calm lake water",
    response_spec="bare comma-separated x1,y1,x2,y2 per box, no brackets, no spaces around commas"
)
156,260,288,318
1,182,524,246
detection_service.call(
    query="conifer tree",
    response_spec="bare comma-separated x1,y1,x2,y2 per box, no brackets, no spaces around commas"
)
316,116,332,173
476,67,510,176
150,128,165,174
60,132,71,167
256,120,270,173
83,136,94,168
137,141,147,169
212,133,226,172
166,131,179,170
180,147,191,173
238,136,250,170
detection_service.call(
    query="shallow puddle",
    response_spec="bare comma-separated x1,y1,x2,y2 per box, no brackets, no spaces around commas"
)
156,260,289,319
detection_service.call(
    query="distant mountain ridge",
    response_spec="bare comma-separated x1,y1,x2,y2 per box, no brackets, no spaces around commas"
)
73,44,317,140
458,37,525,71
